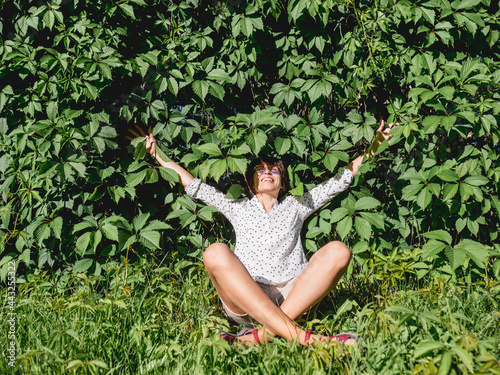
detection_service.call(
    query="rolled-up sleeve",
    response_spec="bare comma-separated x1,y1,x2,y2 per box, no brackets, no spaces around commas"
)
297,168,353,218
185,178,235,221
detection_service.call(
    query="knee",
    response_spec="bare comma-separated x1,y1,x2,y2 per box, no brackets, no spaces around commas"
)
203,242,231,270
317,241,352,269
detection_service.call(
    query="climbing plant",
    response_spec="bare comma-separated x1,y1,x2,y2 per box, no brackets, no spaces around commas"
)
1,0,499,280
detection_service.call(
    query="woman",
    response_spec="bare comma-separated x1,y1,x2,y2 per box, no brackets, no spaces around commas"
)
145,120,395,346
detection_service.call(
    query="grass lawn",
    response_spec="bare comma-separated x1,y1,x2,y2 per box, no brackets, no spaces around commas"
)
1,256,499,374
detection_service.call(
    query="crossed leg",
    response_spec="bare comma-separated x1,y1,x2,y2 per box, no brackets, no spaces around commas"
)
203,241,352,344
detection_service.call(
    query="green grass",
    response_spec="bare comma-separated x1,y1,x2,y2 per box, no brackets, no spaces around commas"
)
1,257,499,374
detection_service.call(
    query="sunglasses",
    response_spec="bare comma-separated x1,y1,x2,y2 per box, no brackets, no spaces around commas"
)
255,165,280,175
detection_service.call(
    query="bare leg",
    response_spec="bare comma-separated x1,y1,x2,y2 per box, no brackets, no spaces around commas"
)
280,241,352,320
203,243,311,343
254,241,353,344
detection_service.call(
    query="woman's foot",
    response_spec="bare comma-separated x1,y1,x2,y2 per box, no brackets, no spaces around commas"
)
304,330,361,347
219,328,261,346
326,332,360,346
220,328,361,347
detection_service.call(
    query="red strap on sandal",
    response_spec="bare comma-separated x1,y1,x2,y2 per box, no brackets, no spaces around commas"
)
301,329,312,348
252,328,260,344
304,330,312,342
220,328,260,346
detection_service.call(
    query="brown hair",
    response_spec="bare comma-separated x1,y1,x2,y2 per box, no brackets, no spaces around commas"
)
245,156,288,200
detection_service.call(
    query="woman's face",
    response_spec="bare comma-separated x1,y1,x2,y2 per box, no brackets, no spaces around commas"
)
253,163,282,195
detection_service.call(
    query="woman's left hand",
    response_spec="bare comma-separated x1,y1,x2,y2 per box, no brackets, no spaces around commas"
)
373,119,397,149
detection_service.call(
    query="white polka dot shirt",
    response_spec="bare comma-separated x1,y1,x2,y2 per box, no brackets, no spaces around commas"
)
185,168,353,285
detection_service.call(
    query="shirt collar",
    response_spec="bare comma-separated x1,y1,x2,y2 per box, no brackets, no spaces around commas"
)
251,195,278,214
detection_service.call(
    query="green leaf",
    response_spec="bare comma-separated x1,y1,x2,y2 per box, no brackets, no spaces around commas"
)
133,138,147,160
445,245,466,271
323,153,338,172
455,239,488,267
306,226,323,239
91,230,102,251
439,351,452,375
133,213,150,232
460,59,478,82
197,206,218,221
69,162,86,177
120,233,136,251
422,230,453,245
245,130,267,155
192,80,210,101
450,347,474,372
126,169,147,187
416,186,432,209
359,212,384,229
159,167,179,183
331,207,349,223
43,9,55,29
208,81,225,100
101,223,118,241
179,212,197,228
118,3,135,18
336,216,352,239
402,183,424,201
198,143,222,156
73,221,95,233
493,259,500,278
422,239,447,259
464,175,488,186
49,217,63,240
442,183,459,201
207,69,230,81
83,82,99,100
34,223,51,245
456,217,467,233
73,258,93,274
422,116,441,134
143,220,171,231
438,170,459,182
47,101,58,122
492,196,500,219
291,136,306,156
0,118,8,135
75,232,91,254
226,156,247,175
413,341,445,359
354,216,372,240
145,168,158,184
92,137,107,154
139,230,161,249
226,184,243,199
289,181,304,196
209,159,227,181
89,360,108,370
453,0,481,10
275,137,291,155
354,197,380,211
467,218,479,235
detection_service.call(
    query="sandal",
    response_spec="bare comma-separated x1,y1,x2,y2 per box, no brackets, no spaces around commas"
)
301,329,312,348
302,330,363,348
219,328,260,346
329,332,363,345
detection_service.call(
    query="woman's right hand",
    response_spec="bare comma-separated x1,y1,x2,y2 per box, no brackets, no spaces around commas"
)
145,133,157,159
144,133,194,187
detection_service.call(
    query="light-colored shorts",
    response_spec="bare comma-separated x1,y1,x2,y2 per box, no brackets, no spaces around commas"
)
221,275,299,328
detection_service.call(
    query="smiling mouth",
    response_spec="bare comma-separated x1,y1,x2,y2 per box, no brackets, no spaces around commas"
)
261,178,274,182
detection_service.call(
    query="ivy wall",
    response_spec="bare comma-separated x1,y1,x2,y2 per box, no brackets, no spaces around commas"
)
1,0,499,280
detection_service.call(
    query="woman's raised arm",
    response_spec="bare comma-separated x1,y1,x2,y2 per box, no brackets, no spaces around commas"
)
346,119,397,177
145,133,194,188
